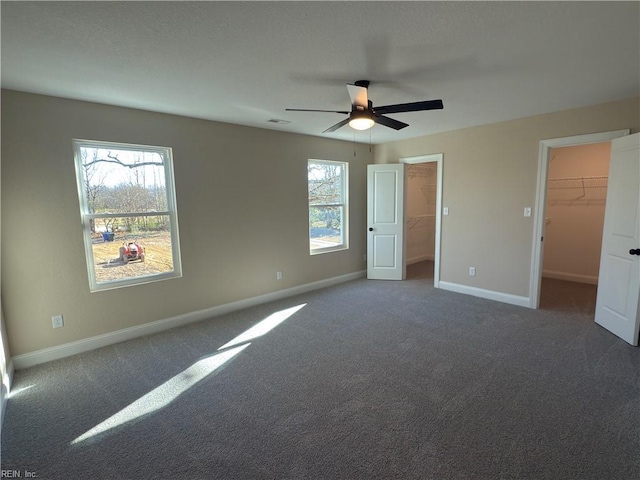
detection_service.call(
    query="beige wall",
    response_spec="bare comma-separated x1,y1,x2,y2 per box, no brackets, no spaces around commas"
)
1,90,371,356
543,143,611,283
374,97,640,297
3,91,639,358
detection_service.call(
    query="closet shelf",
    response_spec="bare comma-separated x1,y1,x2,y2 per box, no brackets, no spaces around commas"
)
548,176,608,189
407,164,437,178
406,214,435,230
547,176,608,205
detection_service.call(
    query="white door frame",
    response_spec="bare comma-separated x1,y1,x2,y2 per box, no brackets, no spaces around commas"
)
529,129,630,309
400,153,443,288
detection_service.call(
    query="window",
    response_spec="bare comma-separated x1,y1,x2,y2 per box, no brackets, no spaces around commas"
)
73,139,182,291
308,159,348,254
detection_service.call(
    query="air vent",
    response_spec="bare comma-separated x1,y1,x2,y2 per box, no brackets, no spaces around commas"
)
267,119,291,125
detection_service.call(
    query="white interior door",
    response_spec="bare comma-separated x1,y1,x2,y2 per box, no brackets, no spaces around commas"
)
595,133,640,345
367,164,405,280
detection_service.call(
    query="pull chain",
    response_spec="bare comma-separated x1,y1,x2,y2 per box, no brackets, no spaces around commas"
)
353,131,356,157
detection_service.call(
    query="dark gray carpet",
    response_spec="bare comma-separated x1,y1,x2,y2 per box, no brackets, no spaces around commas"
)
3,264,639,479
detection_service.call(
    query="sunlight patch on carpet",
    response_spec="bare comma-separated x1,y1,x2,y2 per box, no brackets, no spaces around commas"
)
71,344,249,446
8,384,34,398
218,303,306,350
71,303,305,446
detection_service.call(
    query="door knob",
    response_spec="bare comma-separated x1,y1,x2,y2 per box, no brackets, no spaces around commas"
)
368,227,374,232
630,249,640,256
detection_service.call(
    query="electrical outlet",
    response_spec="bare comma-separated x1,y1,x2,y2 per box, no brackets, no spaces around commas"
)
469,267,476,277
52,314,64,329
276,271,283,280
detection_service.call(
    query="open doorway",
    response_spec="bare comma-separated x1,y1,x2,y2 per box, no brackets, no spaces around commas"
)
405,163,437,281
399,154,442,285
366,154,442,283
530,129,629,310
539,142,610,316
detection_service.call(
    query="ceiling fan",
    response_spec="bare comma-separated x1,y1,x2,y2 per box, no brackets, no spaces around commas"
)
286,80,443,133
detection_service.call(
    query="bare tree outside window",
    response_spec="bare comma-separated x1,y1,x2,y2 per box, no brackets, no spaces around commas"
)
74,140,182,291
308,160,348,254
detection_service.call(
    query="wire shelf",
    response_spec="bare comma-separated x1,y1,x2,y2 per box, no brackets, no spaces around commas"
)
547,176,608,205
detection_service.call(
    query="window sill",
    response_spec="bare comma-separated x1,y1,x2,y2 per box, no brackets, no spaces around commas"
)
89,270,182,292
310,245,348,256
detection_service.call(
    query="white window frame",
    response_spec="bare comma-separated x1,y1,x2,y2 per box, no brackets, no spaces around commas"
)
73,139,182,292
308,159,349,255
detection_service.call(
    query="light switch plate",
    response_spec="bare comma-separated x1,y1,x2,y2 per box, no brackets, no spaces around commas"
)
524,207,532,217
443,207,449,216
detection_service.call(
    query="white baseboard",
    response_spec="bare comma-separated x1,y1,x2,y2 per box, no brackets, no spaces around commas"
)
8,359,14,387
542,270,598,285
438,281,531,308
1,359,14,428
407,254,434,265
12,270,366,370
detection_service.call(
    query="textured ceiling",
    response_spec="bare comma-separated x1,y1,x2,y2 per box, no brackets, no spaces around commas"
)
1,1,639,144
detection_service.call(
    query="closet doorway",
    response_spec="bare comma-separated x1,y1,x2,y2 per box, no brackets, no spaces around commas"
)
530,129,629,312
540,142,610,315
400,154,443,285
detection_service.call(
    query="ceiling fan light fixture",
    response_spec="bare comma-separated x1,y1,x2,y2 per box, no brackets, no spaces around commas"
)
286,80,443,133
349,111,375,131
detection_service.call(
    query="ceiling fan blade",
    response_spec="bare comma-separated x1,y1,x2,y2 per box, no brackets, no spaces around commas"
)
286,108,350,114
374,115,409,131
346,83,368,109
323,118,351,133
374,99,444,115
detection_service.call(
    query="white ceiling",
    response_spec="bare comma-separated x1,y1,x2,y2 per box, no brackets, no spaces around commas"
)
2,1,639,144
